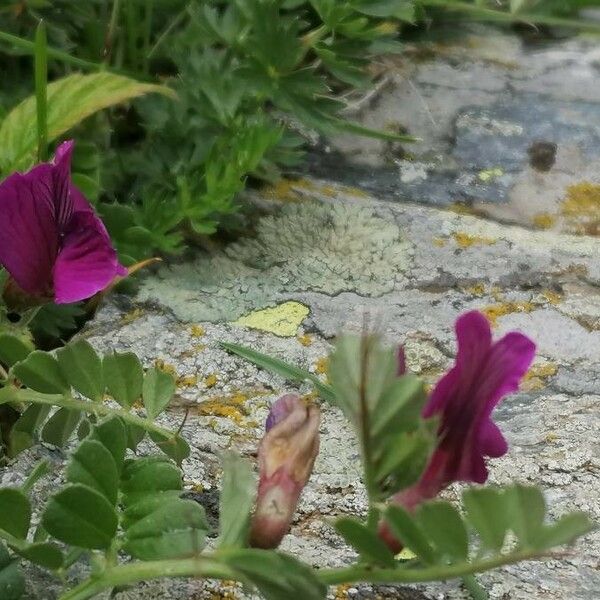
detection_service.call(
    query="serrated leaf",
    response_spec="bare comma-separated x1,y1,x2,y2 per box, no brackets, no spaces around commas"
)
102,352,143,408
14,542,63,570
218,452,256,549
0,542,24,600
0,334,33,368
12,352,68,394
57,340,104,402
41,408,80,448
224,549,327,600
335,517,396,567
149,430,190,465
66,439,119,505
417,501,468,562
142,367,176,419
0,489,31,539
463,487,509,552
42,484,118,549
385,505,437,564
0,72,175,174
123,499,208,560
90,416,127,474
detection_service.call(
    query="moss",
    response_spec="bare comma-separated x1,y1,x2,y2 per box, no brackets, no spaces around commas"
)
233,301,309,337
453,232,497,249
139,202,413,322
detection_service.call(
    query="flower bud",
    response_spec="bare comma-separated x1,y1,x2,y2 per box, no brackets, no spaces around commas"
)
250,394,320,549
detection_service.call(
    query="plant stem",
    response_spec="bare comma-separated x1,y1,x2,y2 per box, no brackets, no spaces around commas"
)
34,20,48,163
104,0,121,63
462,574,488,600
58,557,237,600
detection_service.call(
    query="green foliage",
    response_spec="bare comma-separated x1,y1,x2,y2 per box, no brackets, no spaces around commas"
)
0,541,24,600
0,337,188,461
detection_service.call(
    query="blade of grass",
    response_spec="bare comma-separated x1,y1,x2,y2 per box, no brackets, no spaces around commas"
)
34,20,48,163
219,341,335,403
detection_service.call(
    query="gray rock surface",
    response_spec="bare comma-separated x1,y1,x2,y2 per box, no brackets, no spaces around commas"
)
3,25,599,600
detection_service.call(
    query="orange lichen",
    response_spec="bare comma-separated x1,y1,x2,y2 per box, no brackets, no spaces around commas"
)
197,391,249,425
297,333,313,347
453,232,497,249
204,373,218,388
482,301,535,327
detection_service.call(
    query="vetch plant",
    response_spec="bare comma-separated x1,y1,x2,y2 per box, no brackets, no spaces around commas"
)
0,312,593,599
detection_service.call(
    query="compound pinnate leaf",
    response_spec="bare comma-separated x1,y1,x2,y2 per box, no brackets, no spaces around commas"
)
90,416,127,474
385,505,437,565
12,351,68,394
0,334,33,368
537,512,595,550
0,489,31,539
0,542,24,600
42,484,118,549
57,340,104,402
41,408,81,448
149,430,190,465
103,352,143,408
463,487,509,552
66,439,119,505
507,485,546,548
14,542,63,570
121,456,182,506
142,367,176,419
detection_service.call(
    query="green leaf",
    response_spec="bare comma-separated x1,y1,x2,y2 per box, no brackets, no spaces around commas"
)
149,430,190,465
218,452,256,549
417,501,468,562
89,416,127,474
0,542,24,600
463,487,509,552
220,342,335,403
124,499,208,560
142,367,176,419
66,439,119,505
126,423,146,451
8,404,50,457
224,549,327,600
103,352,143,408
0,72,175,174
42,484,118,549
12,351,68,394
507,485,546,548
41,408,81,448
0,334,33,368
14,542,63,570
385,505,437,564
57,340,104,402
121,456,182,506
335,517,396,567
537,512,595,550
122,491,183,528
0,489,31,539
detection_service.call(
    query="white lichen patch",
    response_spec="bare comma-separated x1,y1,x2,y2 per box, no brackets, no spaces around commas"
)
138,202,413,322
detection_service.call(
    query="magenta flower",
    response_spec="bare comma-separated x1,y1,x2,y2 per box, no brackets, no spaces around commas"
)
0,141,126,305
379,311,535,551
250,394,320,549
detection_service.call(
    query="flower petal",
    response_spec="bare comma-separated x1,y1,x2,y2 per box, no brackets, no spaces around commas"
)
51,140,75,230
265,394,302,431
480,419,508,458
53,209,126,304
0,164,58,296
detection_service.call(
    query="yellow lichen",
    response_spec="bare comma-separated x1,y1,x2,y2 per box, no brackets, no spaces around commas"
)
297,333,313,347
232,301,310,337
533,212,556,230
561,182,600,235
334,584,351,599
478,167,504,182
190,324,205,337
464,283,486,296
264,177,317,202
523,362,558,391
204,373,218,388
541,289,562,305
432,237,447,247
154,359,177,376
482,301,535,327
453,232,497,249
447,202,478,216
545,432,560,443
314,356,329,376
121,307,144,324
197,391,249,425
177,374,198,388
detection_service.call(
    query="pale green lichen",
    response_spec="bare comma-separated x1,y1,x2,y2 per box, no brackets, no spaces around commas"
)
138,202,413,322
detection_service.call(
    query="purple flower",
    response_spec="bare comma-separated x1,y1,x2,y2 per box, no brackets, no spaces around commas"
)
250,394,320,549
0,141,126,305
379,310,535,551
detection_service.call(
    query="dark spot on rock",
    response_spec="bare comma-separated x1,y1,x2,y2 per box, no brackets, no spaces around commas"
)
527,140,557,172
181,489,220,534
